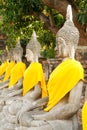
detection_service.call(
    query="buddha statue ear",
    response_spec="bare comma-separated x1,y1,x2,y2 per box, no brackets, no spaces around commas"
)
26,31,41,62
56,4,79,59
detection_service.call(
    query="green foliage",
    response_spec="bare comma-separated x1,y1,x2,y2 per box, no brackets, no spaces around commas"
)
43,6,65,28
20,17,47,48
0,0,56,58
75,0,87,25
41,48,56,58
0,50,3,55
0,0,87,58
0,50,3,64
38,30,56,47
51,9,65,27
77,12,87,25
0,0,44,23
38,30,56,58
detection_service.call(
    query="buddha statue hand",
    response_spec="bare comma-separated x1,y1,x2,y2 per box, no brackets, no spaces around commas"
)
0,92,17,106
0,92,17,105
32,113,47,121
30,120,48,127
16,100,34,124
32,96,48,107
16,97,48,124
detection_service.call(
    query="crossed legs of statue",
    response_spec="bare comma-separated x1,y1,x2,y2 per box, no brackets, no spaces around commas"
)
16,110,77,130
0,85,43,130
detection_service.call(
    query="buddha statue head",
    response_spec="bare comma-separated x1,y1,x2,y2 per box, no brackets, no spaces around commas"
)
25,31,41,62
9,37,23,62
56,5,79,59
0,46,9,62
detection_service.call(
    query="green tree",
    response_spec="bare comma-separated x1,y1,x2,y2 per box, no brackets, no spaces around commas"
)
0,0,56,57
0,0,65,58
0,0,87,58
76,0,87,26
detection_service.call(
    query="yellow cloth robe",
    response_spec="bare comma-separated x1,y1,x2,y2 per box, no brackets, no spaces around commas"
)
82,101,87,130
23,62,47,98
0,61,9,77
44,58,84,112
9,62,26,87
3,61,16,81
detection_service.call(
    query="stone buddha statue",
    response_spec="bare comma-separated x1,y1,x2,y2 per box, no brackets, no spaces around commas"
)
0,38,27,129
0,38,26,104
14,5,84,130
0,31,47,129
0,5,84,130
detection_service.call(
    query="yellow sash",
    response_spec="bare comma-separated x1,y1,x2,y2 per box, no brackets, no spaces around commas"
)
0,61,9,76
82,101,87,130
44,59,84,111
3,61,16,81
23,62,47,98
9,62,26,87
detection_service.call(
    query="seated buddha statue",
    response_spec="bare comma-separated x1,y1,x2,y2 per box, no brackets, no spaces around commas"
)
0,38,26,103
0,31,47,129
0,38,27,129
14,5,84,130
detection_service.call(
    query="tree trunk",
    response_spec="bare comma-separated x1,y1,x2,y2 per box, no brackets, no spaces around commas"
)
42,0,87,46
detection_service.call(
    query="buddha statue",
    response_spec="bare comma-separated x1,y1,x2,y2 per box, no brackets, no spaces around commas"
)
0,31,47,129
0,38,27,129
0,38,26,104
14,5,84,130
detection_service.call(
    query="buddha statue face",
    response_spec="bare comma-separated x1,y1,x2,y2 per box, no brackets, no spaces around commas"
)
56,37,75,58
25,49,34,62
56,23,79,59
26,31,41,62
12,48,23,62
56,4,79,59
